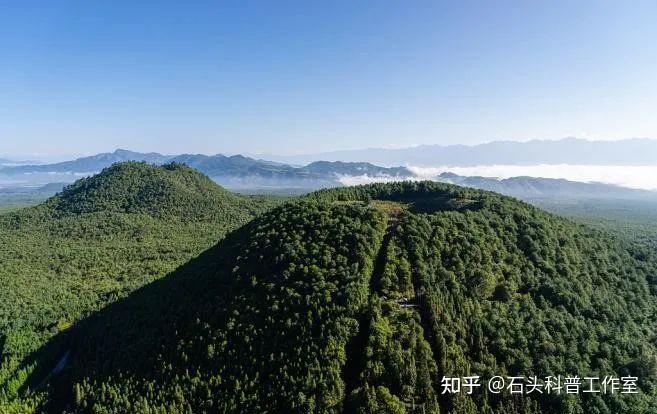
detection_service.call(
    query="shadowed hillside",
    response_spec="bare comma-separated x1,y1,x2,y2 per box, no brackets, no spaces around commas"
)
0,163,280,412
14,182,657,413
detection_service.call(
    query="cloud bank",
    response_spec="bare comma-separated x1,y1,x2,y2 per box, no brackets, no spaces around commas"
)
340,165,657,191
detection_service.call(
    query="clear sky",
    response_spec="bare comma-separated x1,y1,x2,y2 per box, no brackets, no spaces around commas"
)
1,1,656,158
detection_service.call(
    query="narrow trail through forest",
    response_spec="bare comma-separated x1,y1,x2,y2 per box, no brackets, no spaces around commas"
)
341,213,398,410
341,207,437,413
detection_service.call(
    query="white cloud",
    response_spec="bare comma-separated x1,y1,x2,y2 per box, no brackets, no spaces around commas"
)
407,164,657,190
335,174,416,186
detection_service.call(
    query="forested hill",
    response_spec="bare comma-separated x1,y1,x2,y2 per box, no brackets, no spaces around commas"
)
25,181,657,413
45,161,263,221
0,162,280,413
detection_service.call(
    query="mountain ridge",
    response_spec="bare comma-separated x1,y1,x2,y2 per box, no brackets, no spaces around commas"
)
0,150,413,189
259,137,657,166
3,146,657,202
1,149,171,174
437,172,657,201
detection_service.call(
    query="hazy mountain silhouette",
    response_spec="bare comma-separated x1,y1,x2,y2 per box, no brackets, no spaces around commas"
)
261,138,657,166
437,172,657,201
0,150,414,189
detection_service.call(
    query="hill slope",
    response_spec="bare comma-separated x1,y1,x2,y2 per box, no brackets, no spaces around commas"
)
0,163,279,411
23,182,657,413
47,162,262,221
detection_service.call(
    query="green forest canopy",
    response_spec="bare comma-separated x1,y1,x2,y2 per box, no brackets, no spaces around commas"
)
0,162,280,412
1,169,656,413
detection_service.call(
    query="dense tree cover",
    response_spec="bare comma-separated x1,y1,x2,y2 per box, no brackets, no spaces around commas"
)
3,178,657,413
518,198,657,298
401,205,657,413
0,162,279,413
538,198,657,265
38,201,387,413
0,196,48,212
347,229,439,413
307,181,485,213
47,162,266,221
341,184,657,413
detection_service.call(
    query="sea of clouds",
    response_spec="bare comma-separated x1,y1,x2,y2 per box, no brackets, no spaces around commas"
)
339,165,657,191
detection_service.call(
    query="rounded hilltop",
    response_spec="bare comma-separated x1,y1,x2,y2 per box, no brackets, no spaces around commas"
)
46,161,251,221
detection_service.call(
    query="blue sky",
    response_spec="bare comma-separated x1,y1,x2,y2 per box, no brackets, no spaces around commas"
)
1,1,656,158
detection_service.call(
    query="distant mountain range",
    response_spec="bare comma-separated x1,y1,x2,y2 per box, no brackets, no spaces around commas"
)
168,155,412,188
0,157,34,166
2,146,657,202
436,172,657,201
1,149,170,173
0,149,414,189
259,137,657,166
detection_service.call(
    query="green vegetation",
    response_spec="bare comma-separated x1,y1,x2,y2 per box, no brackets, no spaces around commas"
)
0,195,49,212
38,201,388,413
537,198,657,248
0,162,279,412
2,175,657,413
46,162,267,221
0,183,65,212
